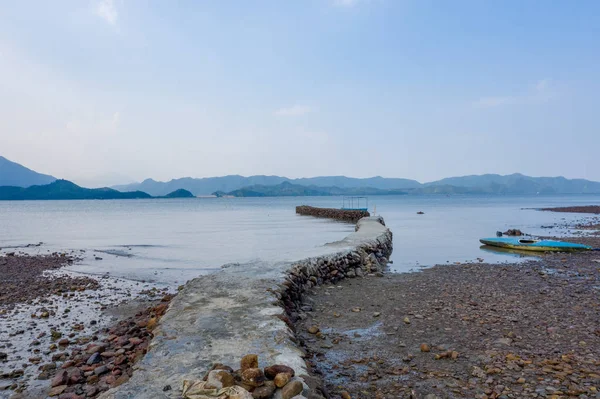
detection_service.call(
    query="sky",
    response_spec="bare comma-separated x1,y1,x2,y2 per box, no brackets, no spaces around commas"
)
1,0,599,187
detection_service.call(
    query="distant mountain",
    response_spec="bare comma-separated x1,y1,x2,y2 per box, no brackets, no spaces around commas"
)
425,173,600,194
113,175,421,196
0,180,153,201
114,173,600,196
113,175,288,197
292,176,421,190
215,181,407,197
409,185,485,195
0,156,56,187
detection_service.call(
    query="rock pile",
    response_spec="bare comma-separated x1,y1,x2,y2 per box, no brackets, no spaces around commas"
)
182,354,305,399
295,206,369,223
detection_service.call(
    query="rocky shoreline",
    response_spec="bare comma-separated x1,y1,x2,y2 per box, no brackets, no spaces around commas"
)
32,294,173,399
295,231,600,398
541,206,600,214
0,254,174,398
0,254,97,307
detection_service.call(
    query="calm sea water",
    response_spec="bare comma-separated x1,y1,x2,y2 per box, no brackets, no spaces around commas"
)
1,195,599,286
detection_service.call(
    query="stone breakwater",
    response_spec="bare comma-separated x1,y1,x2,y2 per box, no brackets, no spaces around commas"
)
295,206,370,223
100,217,392,399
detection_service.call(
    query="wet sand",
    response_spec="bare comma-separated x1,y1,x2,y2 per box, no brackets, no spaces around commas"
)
296,238,600,398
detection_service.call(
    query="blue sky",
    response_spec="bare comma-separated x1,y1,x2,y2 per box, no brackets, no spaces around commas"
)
1,0,599,186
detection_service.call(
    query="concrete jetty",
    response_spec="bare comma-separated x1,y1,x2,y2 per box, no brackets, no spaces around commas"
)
101,216,392,399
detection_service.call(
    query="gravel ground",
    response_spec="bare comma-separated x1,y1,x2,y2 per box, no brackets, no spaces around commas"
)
0,255,174,398
0,254,98,307
296,238,600,399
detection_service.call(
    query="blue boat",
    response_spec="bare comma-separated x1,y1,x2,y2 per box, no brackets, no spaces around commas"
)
479,237,592,252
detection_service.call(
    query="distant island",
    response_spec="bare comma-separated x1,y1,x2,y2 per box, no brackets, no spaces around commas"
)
0,180,194,201
213,181,407,197
162,188,195,198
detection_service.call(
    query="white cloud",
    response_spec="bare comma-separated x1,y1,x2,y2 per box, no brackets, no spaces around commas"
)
333,0,360,7
95,0,118,25
473,79,555,108
274,105,313,117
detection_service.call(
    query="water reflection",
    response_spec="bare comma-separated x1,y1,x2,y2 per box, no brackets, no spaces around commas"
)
478,245,541,259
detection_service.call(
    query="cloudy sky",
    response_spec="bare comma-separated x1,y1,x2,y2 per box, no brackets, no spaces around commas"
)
1,1,599,187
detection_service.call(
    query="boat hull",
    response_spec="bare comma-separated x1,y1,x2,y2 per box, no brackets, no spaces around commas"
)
479,237,592,252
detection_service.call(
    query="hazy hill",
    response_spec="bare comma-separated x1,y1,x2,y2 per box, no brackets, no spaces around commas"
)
114,175,421,196
5,154,600,196
113,173,600,196
215,181,407,197
292,176,421,190
0,180,153,201
426,173,600,194
113,175,288,197
0,156,56,187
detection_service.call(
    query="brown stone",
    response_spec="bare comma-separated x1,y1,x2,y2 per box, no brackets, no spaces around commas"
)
103,375,117,386
203,363,235,381
87,375,99,384
146,317,157,330
112,375,130,387
85,385,99,397
420,343,430,352
264,365,295,379
205,370,235,389
274,372,291,388
48,384,67,397
252,381,276,399
51,371,67,387
307,326,320,334
241,368,265,387
86,344,105,354
281,380,303,399
240,354,259,371
68,368,82,384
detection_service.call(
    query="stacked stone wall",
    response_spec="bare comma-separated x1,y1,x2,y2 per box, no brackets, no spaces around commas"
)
295,205,370,223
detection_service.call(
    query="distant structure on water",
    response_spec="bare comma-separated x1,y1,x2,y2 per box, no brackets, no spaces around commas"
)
341,196,368,211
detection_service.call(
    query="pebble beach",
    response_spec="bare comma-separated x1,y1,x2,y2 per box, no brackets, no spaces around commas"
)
295,216,600,398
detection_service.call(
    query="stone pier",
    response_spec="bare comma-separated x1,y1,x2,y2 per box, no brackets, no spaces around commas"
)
101,217,392,399
295,205,370,223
